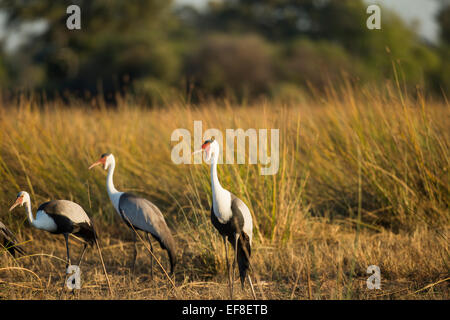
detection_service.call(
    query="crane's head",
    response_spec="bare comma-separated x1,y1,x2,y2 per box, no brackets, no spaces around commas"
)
9,191,31,211
193,138,217,162
89,153,114,171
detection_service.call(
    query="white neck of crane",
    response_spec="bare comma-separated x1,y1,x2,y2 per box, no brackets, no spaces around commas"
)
106,159,124,213
24,200,34,226
210,145,232,223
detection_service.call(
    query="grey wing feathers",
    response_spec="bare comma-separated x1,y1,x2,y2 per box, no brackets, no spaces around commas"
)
119,193,177,272
230,194,253,242
119,193,167,235
39,200,91,225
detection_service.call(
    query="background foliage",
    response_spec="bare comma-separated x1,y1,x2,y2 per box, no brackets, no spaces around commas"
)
0,0,448,102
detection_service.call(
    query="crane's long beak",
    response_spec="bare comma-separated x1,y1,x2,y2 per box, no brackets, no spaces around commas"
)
192,149,203,155
88,159,103,170
9,197,22,211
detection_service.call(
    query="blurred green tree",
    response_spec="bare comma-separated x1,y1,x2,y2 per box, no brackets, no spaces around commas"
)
187,0,442,94
280,38,361,88
1,0,180,99
195,0,369,44
185,33,275,100
437,2,450,44
434,2,450,95
0,0,446,101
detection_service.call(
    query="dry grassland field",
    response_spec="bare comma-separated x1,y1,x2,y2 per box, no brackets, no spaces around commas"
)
0,85,448,300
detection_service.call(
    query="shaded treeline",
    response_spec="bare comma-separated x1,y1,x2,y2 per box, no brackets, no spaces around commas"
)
0,0,449,103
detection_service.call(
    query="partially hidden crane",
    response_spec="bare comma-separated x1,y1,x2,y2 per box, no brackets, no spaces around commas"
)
0,219,26,257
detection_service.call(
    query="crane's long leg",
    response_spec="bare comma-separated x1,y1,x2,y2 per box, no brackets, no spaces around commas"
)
63,242,88,295
145,233,154,280
247,274,257,300
64,233,71,268
60,233,72,294
131,231,138,274
223,236,232,299
77,243,88,268
232,234,240,297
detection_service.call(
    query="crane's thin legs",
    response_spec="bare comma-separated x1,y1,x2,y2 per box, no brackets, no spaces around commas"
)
145,233,154,280
223,236,233,299
131,231,138,274
60,233,71,295
77,243,88,268
69,242,88,296
247,274,257,300
232,234,240,297
64,233,71,268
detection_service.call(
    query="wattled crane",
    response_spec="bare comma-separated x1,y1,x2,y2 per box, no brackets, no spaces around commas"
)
9,191,112,294
89,153,177,277
194,139,257,299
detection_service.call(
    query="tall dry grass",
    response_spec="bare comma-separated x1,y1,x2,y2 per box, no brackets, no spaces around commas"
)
0,84,448,299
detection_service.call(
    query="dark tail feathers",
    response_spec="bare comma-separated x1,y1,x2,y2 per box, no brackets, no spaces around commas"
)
237,232,251,288
152,230,177,275
165,235,177,275
74,222,97,246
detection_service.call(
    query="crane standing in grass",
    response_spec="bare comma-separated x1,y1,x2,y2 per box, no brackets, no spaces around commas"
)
194,139,257,299
0,219,26,257
9,191,112,294
89,153,177,277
